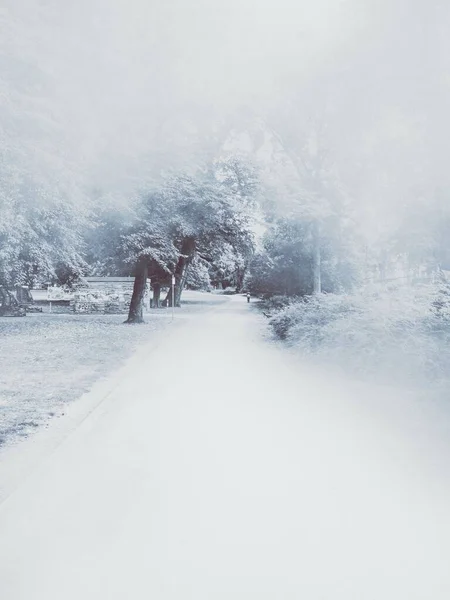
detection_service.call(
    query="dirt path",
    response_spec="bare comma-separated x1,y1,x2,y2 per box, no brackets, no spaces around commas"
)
0,295,450,599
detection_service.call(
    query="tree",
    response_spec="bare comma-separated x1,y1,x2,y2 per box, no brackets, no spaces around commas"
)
223,111,357,296
391,188,450,280
0,2,89,290
162,161,256,306
0,187,88,289
267,119,354,294
109,159,258,321
215,157,260,291
185,256,212,291
119,191,179,322
126,257,149,324
246,215,360,298
208,243,247,290
247,219,316,297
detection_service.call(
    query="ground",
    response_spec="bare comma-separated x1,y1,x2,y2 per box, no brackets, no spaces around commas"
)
0,293,450,599
0,292,225,447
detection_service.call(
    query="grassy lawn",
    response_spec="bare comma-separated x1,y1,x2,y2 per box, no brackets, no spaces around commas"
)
0,313,169,447
0,292,225,448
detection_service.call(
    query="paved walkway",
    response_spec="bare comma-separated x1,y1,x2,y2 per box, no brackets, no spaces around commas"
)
1,295,450,599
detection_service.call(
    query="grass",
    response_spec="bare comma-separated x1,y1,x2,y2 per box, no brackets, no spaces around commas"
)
0,292,223,447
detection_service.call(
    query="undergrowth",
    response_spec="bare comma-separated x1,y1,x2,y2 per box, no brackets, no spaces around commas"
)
268,277,450,390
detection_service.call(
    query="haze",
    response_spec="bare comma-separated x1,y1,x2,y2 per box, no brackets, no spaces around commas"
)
1,0,448,233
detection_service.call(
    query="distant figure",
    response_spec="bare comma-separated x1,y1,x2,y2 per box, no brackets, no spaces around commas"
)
246,293,250,303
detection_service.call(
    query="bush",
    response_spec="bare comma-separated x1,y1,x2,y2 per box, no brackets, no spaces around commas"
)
259,294,294,315
269,281,450,389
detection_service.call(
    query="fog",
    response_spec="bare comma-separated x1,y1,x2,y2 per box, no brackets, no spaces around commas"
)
3,0,450,232
2,4,450,596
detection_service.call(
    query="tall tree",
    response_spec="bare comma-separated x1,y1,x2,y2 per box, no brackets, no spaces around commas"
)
0,1,89,289
120,191,179,322
114,160,257,321
163,162,256,306
246,215,360,298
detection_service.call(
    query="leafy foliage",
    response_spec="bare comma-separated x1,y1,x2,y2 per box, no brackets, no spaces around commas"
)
246,216,359,297
0,2,89,288
0,191,87,287
185,256,212,290
92,159,258,298
269,280,450,389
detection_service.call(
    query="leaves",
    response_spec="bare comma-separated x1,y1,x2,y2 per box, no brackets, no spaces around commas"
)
247,215,360,297
91,159,258,289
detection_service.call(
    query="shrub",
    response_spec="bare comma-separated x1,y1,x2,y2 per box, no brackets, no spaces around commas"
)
269,281,450,389
259,294,294,315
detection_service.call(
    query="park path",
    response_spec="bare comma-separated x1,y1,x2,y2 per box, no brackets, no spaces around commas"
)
0,294,450,599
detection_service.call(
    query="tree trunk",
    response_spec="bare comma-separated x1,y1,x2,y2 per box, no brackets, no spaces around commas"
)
152,283,161,308
125,258,148,323
175,257,192,306
0,286,26,316
235,266,247,293
165,238,196,307
165,263,191,307
313,220,321,294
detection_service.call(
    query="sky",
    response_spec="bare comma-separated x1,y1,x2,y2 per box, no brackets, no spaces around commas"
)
1,0,449,237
